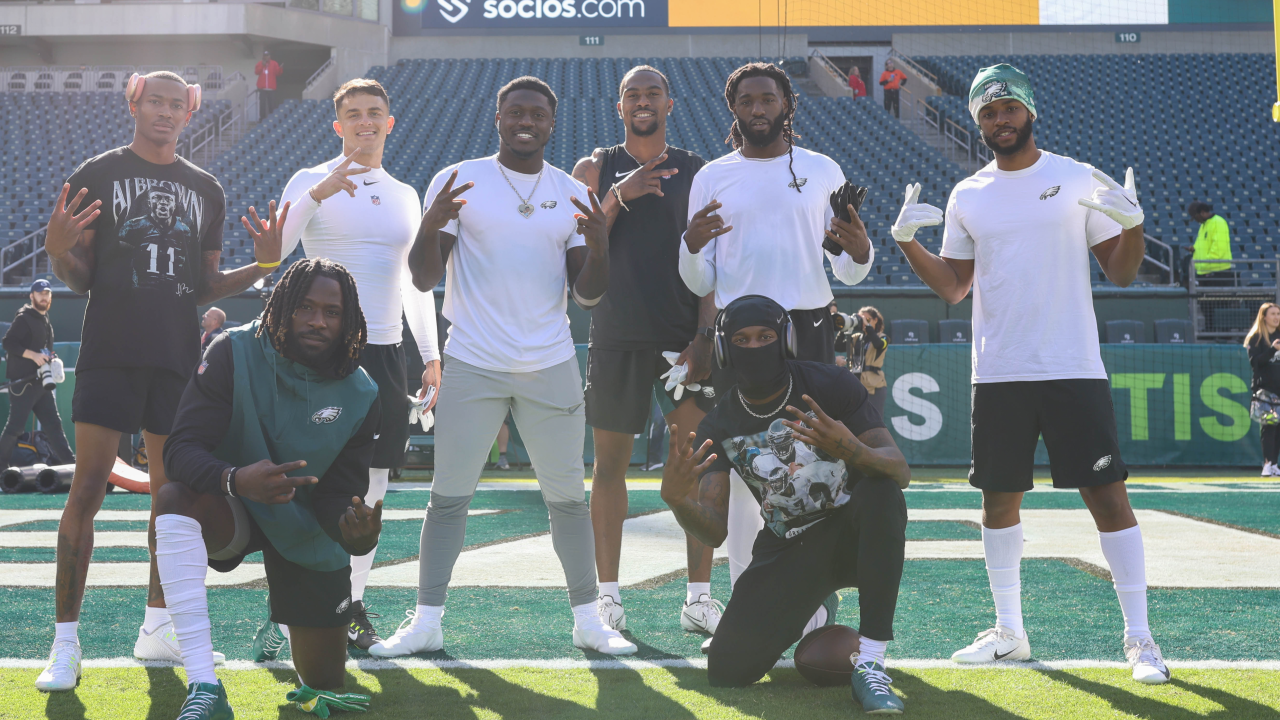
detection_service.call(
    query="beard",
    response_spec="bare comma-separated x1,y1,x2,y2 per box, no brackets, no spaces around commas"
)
285,331,336,369
738,113,786,148
32,299,49,312
981,118,1034,156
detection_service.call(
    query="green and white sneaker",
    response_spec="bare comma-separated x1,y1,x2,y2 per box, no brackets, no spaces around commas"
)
252,617,287,662
821,592,841,626
35,640,81,692
850,660,904,715
176,681,234,720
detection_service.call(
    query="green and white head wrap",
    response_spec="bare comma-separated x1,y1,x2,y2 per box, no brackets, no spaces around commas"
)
968,64,1037,125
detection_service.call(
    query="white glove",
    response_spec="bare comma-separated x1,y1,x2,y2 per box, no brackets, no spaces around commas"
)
890,183,944,244
660,350,701,402
1078,167,1144,230
408,393,434,432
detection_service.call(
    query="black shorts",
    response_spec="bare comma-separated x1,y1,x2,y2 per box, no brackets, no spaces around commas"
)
207,498,353,629
360,343,409,469
72,366,188,435
711,305,837,400
970,379,1127,492
585,347,717,435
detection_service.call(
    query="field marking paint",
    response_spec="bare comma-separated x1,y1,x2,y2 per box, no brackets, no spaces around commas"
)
0,508,491,529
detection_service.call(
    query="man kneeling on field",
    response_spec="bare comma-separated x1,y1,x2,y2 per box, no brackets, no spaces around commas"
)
156,258,383,719
660,295,911,714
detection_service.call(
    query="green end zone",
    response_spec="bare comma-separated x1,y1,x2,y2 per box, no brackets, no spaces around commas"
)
3,479,1279,717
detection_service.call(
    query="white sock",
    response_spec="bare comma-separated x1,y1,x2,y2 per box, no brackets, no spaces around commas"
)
54,621,78,645
686,582,710,604
348,468,390,602
279,624,290,640
572,601,608,631
802,605,828,637
1098,525,1151,641
982,523,1025,639
142,605,171,633
413,604,444,628
598,581,621,603
855,637,888,667
155,514,217,685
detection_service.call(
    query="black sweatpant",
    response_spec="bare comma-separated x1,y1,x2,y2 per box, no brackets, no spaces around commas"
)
1262,423,1280,464
883,89,901,118
0,380,74,466
707,479,907,687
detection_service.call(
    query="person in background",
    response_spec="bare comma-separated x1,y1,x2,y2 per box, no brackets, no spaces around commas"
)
1245,303,1280,477
254,51,283,119
494,415,512,471
0,279,75,467
848,306,889,419
829,301,849,366
1186,202,1233,286
847,68,867,99
879,60,908,118
200,307,226,356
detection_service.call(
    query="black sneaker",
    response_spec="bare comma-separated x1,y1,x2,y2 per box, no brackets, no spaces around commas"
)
347,600,383,650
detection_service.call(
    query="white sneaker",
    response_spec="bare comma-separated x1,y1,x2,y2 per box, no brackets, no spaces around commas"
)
572,615,637,656
134,622,226,665
680,594,724,634
951,626,1031,663
597,595,627,631
368,609,444,657
35,640,81,692
1125,636,1171,684
1264,462,1280,477
700,636,713,655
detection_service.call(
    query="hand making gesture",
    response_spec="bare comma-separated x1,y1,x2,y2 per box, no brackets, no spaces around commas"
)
309,148,371,202
45,184,101,259
420,169,473,236
684,200,733,253
570,189,609,257
781,394,865,464
339,496,384,554
826,203,872,262
242,199,291,268
234,459,318,505
659,425,718,508
612,152,678,202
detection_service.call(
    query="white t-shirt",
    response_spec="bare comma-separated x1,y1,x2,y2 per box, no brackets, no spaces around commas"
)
940,151,1122,383
280,156,439,360
678,146,872,310
426,155,588,373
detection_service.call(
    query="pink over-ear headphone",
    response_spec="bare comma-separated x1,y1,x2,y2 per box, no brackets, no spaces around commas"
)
125,73,202,116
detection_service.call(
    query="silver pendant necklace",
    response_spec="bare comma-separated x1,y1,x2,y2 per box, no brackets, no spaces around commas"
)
738,375,793,419
497,159,543,219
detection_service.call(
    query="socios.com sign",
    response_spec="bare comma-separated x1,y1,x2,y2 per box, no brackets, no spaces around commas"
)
419,0,667,27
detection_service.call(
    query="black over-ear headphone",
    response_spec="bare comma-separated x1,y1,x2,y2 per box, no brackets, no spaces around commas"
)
713,295,798,369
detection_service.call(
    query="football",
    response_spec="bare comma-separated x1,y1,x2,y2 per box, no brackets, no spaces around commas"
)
794,624,862,686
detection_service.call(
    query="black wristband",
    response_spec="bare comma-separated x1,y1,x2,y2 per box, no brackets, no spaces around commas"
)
224,466,238,497
696,327,715,340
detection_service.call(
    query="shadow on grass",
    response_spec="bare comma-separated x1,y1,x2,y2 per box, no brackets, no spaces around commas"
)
1039,670,1280,720
42,683,87,720
143,666,187,720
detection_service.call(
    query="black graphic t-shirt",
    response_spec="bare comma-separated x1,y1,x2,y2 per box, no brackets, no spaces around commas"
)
67,147,226,376
695,361,884,539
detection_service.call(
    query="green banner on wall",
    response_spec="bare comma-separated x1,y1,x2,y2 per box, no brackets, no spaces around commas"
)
881,344,1260,467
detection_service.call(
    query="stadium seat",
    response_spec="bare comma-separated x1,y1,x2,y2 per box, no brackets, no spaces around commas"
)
1154,318,1193,344
937,319,971,343
890,319,930,344
1105,319,1145,344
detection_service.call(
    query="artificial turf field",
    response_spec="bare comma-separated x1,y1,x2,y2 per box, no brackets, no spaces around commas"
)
3,469,1279,719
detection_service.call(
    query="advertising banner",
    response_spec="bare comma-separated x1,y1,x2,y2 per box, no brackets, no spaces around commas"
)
406,0,667,29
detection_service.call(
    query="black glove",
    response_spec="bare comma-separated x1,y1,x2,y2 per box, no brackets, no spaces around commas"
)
823,181,869,256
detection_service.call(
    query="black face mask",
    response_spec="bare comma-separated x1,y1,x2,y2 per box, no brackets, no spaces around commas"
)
729,341,789,399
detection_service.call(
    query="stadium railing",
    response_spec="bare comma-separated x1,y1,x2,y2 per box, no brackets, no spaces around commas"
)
1189,258,1278,343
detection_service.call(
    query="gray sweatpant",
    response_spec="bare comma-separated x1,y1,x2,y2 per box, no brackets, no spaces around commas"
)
418,356,597,607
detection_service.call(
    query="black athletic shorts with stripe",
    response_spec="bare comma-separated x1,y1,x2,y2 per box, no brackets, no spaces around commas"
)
969,378,1127,492
585,346,717,435
359,343,409,469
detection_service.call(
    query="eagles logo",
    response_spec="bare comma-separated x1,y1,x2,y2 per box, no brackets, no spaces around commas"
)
1039,186,1061,200
981,81,1009,104
1093,455,1112,471
311,407,342,424
540,200,557,209
787,178,808,189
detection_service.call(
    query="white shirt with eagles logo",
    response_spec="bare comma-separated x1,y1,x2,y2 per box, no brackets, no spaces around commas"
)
425,156,588,373
280,156,439,361
678,146,872,311
940,151,1122,383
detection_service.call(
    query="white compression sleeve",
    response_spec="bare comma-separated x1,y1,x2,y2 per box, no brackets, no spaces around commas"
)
349,467,391,602
1098,525,1150,640
827,242,875,286
678,237,717,297
277,172,323,261
725,470,764,588
155,514,217,685
401,266,440,364
982,523,1025,638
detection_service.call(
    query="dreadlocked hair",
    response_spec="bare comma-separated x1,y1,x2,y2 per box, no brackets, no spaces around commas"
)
257,258,367,379
724,62,804,193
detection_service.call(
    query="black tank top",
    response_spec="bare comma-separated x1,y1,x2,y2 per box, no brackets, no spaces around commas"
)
589,145,706,351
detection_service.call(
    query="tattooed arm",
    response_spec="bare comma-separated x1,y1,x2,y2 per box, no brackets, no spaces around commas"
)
783,394,910,489
660,428,729,547
195,202,287,305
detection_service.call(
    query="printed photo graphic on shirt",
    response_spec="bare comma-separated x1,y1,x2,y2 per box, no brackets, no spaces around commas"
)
109,178,209,295
721,417,851,538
